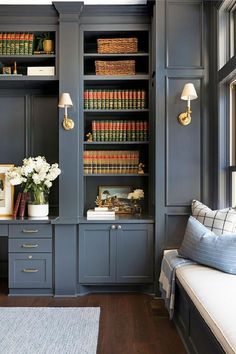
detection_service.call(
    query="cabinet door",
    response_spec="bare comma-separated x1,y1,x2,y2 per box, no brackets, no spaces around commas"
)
116,224,153,283
79,224,116,283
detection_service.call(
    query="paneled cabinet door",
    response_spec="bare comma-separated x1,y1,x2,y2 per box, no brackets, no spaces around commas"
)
79,223,154,284
116,224,153,283
79,224,116,283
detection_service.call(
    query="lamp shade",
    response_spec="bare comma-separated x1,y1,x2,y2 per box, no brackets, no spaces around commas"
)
58,93,73,108
181,83,198,101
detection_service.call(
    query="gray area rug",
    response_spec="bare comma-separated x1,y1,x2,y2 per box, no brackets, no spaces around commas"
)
0,307,100,354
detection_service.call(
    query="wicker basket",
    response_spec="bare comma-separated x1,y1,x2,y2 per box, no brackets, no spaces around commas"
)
95,60,135,76
97,38,138,54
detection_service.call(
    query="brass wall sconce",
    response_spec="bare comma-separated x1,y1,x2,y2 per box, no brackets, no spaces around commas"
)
178,83,198,126
58,93,74,130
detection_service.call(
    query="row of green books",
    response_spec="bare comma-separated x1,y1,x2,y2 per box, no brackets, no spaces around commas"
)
84,89,147,110
91,120,148,142
0,33,34,55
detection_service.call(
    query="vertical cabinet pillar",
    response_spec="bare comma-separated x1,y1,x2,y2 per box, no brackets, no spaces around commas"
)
54,2,83,217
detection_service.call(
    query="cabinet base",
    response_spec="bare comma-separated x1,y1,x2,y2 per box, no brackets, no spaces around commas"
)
78,283,154,296
8,288,53,296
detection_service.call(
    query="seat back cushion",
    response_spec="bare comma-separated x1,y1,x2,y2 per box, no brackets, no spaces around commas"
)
178,216,236,274
191,199,236,235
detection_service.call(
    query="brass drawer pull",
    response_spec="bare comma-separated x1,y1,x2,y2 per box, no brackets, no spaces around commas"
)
21,244,39,248
22,268,39,273
22,229,39,234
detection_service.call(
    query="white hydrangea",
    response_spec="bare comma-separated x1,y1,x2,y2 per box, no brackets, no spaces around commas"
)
6,156,61,192
127,189,144,200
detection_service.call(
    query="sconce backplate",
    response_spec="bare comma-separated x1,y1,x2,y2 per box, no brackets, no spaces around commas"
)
178,111,191,126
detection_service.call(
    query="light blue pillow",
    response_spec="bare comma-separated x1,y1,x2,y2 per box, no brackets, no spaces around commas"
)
178,216,236,274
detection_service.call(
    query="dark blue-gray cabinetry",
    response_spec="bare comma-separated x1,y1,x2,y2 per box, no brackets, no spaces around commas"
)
8,224,52,295
79,223,153,284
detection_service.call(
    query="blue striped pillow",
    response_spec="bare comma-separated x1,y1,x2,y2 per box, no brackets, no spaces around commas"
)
178,216,236,274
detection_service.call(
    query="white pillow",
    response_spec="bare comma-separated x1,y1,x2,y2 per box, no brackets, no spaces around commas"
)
191,200,236,235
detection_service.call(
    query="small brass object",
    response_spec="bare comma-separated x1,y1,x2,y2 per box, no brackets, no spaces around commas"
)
63,115,74,130
13,61,17,75
138,163,145,174
86,132,93,142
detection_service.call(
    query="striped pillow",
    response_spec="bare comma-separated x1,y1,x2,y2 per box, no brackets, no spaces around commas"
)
178,216,236,274
191,200,236,235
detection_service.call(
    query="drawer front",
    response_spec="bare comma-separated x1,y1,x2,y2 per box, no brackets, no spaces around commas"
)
9,224,52,238
9,238,52,253
9,253,52,288
0,225,8,236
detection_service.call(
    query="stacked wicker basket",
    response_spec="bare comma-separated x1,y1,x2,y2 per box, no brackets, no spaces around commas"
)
95,38,138,76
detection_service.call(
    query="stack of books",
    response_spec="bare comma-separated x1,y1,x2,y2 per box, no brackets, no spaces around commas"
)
91,120,148,142
87,207,115,220
0,33,34,55
83,150,140,174
84,89,147,110
13,192,28,218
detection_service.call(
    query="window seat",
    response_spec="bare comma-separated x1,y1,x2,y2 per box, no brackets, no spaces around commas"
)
175,264,236,354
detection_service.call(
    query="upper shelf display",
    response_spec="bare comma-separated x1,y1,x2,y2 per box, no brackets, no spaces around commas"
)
0,32,56,78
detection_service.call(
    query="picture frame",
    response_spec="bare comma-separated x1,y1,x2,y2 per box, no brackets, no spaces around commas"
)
0,165,14,216
98,185,132,214
2,67,11,75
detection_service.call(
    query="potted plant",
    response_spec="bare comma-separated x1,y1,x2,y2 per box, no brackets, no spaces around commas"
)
36,32,53,53
6,156,61,217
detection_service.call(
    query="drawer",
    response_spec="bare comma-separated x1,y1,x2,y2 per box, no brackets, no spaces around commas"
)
9,253,52,289
9,224,52,238
0,225,8,236
9,238,52,253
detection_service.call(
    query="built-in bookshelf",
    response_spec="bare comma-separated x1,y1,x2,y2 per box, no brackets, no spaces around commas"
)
82,27,151,215
0,31,57,81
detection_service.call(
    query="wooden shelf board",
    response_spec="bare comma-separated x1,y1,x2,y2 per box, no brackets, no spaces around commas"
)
84,52,149,57
84,141,149,145
84,173,148,177
83,74,149,80
84,109,149,113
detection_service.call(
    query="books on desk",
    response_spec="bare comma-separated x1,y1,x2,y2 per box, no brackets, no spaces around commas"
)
87,208,115,220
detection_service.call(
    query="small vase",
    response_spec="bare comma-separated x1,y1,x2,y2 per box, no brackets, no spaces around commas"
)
131,200,142,216
27,191,49,217
43,39,53,53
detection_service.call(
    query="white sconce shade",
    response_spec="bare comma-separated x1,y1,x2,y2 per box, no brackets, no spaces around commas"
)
181,83,198,101
178,83,198,126
58,93,73,108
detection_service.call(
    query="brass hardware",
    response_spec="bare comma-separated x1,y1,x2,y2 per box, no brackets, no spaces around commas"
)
28,255,33,259
22,268,39,273
117,225,122,229
178,108,192,126
22,229,39,233
138,163,145,174
111,225,116,230
22,244,38,248
63,115,74,131
86,132,93,142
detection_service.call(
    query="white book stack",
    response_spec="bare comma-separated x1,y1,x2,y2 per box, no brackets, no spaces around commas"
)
87,207,115,220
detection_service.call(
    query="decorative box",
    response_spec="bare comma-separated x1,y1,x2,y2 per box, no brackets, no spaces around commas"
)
27,66,55,76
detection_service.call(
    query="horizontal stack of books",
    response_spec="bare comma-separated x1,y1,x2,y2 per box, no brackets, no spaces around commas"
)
84,89,147,110
87,207,115,220
0,33,34,55
91,120,148,142
83,150,140,174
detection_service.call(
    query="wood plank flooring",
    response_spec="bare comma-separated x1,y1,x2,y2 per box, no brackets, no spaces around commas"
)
0,281,186,354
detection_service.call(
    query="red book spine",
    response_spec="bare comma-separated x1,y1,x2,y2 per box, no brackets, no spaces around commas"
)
18,192,27,217
13,192,22,217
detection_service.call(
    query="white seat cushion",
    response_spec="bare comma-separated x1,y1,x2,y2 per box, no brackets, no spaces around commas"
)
176,265,236,354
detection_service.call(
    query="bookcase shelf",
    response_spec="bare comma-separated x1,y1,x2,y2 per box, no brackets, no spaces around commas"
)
82,27,151,215
84,174,149,177
84,141,149,145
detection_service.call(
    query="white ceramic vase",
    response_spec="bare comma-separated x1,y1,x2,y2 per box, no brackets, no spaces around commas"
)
28,204,49,217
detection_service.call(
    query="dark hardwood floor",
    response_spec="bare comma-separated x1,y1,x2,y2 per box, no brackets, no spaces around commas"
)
0,280,186,354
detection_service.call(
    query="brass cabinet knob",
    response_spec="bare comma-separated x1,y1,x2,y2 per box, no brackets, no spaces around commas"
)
117,225,122,230
111,225,116,230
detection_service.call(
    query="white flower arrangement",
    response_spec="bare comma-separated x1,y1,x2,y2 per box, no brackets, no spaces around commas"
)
127,189,144,200
6,156,61,205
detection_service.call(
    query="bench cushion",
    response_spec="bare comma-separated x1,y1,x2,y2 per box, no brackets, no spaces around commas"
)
176,265,236,354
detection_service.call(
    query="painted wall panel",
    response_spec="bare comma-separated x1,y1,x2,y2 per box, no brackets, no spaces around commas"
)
165,214,189,248
166,2,202,68
0,96,25,165
166,77,202,206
